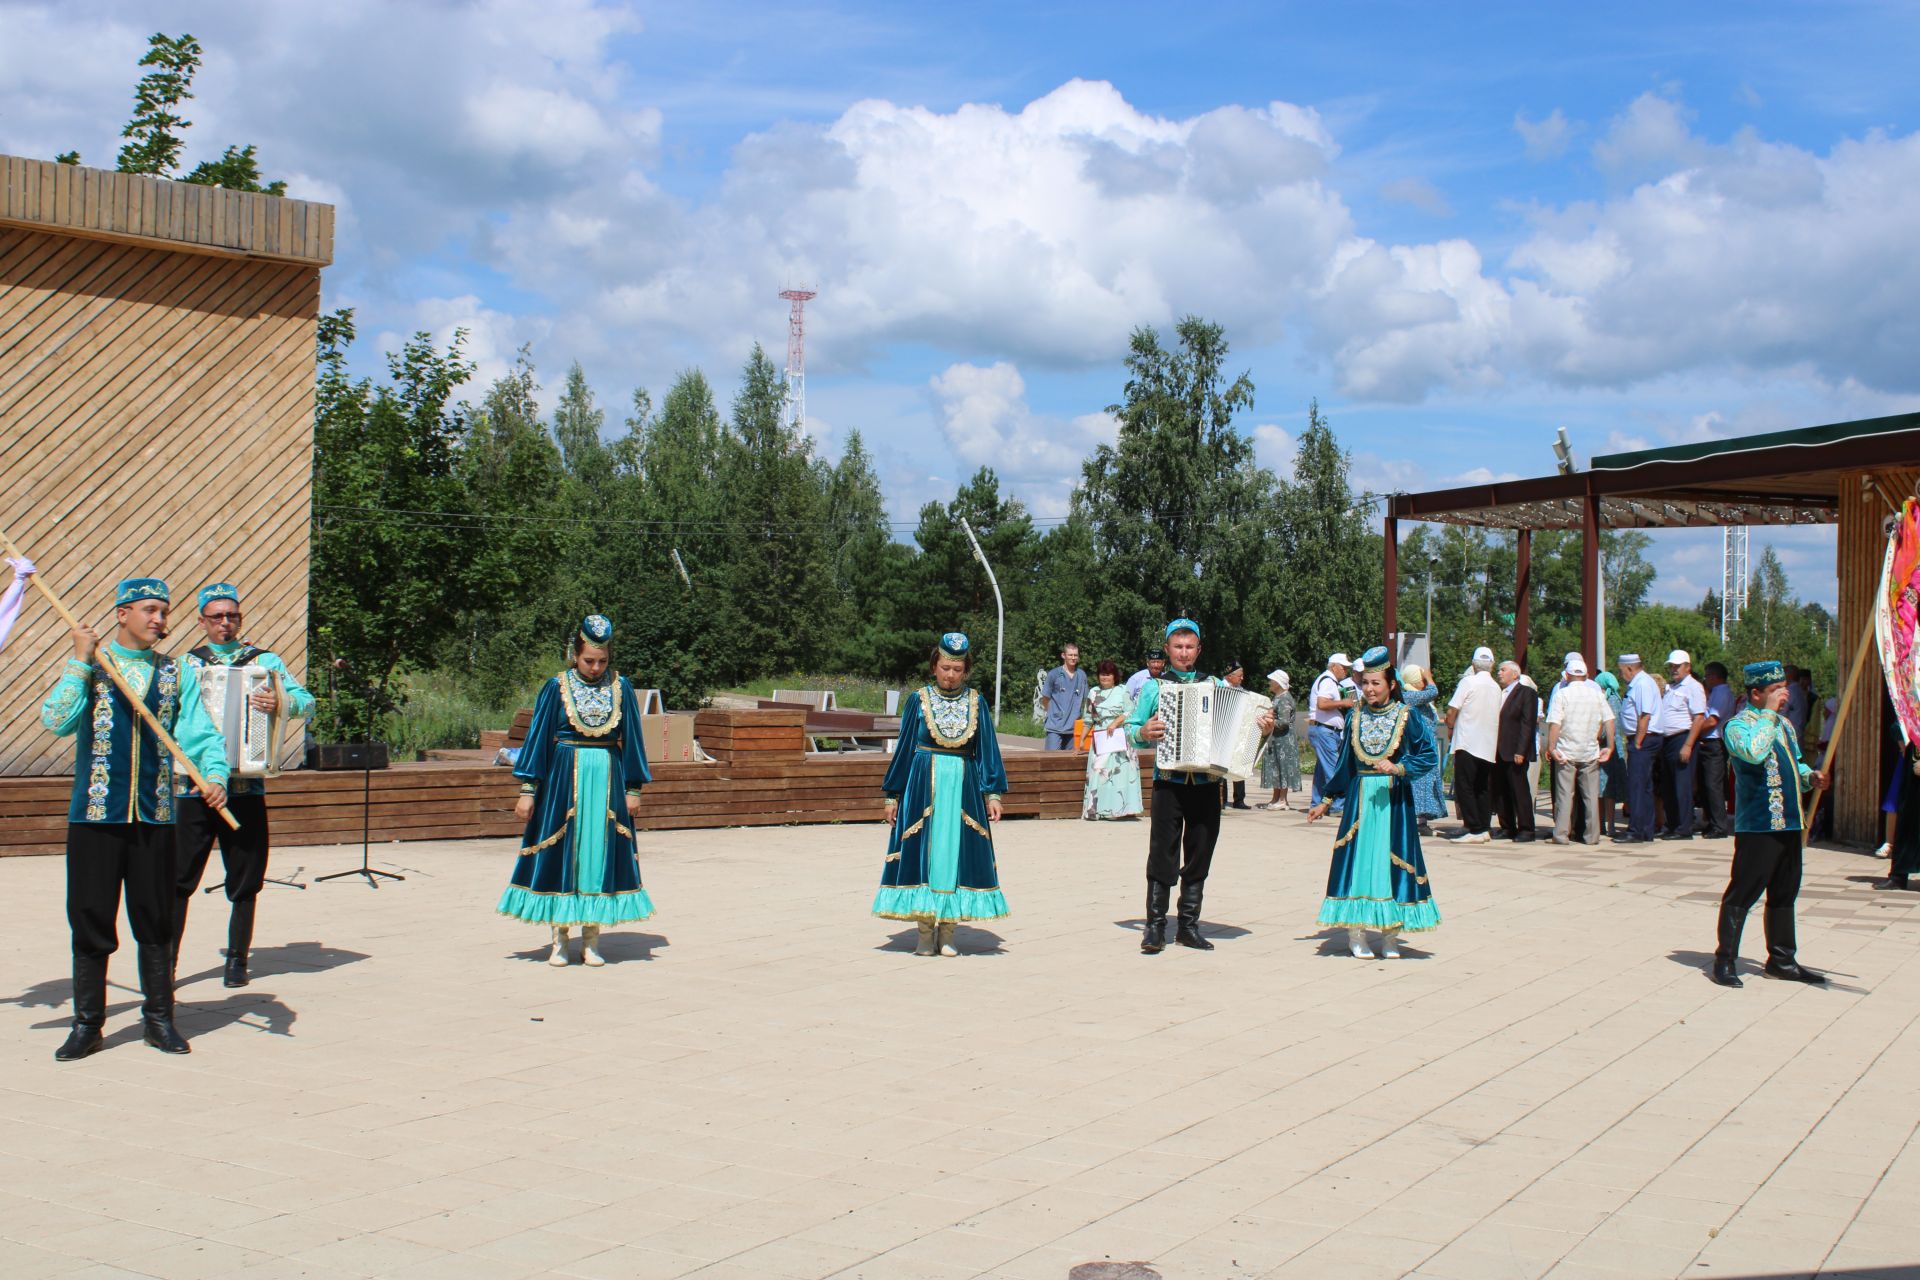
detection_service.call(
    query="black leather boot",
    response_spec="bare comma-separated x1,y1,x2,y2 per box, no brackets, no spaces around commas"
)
54,955,108,1061
1711,957,1743,988
1141,882,1169,954
224,899,255,988
168,892,191,990
1175,881,1214,950
138,946,190,1054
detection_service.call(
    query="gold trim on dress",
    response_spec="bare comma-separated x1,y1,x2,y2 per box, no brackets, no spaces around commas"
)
517,806,577,856
1390,853,1429,884
558,670,624,738
963,812,992,839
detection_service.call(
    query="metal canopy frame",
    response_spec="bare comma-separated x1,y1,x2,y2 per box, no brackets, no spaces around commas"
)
1379,411,1920,669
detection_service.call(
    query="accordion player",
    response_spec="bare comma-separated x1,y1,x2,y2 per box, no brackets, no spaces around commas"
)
195,662,288,777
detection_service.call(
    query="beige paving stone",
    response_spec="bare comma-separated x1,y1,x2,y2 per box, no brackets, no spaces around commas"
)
2,820,1916,1280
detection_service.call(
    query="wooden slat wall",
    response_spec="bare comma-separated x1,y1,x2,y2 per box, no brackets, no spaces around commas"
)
0,223,322,776
0,155,333,267
1833,467,1920,844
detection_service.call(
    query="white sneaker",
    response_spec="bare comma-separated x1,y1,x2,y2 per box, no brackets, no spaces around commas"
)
547,926,571,967
1347,928,1375,959
581,925,605,967
1874,843,1892,859
1448,831,1491,844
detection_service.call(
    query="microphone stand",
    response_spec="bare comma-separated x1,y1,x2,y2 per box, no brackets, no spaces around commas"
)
318,664,404,888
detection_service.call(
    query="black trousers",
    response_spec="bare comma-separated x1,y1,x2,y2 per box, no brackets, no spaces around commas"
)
1715,830,1802,966
1453,750,1493,834
175,794,271,902
1147,780,1221,887
67,822,174,960
1694,738,1729,837
1493,760,1537,836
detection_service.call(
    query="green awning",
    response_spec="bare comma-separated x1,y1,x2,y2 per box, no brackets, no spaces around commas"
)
1590,411,1920,472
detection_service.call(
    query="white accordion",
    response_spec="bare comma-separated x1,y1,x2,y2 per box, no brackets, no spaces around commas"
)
1154,682,1272,781
197,664,287,778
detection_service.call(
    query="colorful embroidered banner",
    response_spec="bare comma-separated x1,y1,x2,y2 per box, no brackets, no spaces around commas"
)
1876,497,1920,748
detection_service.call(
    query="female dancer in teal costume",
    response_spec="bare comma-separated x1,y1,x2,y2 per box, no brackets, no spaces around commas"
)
1307,645,1442,959
875,632,1009,957
500,615,654,967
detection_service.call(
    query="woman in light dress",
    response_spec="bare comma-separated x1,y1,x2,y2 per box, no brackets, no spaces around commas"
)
1083,659,1143,820
1256,669,1302,809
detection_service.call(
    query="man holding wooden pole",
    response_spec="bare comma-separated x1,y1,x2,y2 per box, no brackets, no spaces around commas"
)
40,578,230,1059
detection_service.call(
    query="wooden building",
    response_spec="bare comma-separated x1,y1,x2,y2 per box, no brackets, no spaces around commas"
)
0,154,333,776
1385,413,1920,846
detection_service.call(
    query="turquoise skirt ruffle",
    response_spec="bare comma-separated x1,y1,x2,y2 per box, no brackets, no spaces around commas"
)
872,885,1009,922
497,885,655,927
1316,896,1442,932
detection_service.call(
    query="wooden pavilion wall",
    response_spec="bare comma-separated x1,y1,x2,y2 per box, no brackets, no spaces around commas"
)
0,156,332,776
1834,467,1919,845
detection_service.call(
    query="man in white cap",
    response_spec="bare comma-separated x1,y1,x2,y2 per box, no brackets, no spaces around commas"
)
1613,654,1663,842
1544,654,1614,844
1308,653,1355,814
1444,646,1501,843
1656,649,1708,840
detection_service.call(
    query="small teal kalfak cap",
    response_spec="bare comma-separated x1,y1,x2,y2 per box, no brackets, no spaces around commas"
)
939,631,970,658
197,583,239,611
1744,659,1786,688
114,577,169,607
580,614,613,644
1356,644,1392,672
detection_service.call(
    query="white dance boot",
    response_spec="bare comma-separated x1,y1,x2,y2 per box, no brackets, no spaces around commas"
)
547,926,571,966
937,923,959,957
914,921,936,956
581,925,605,967
1347,928,1375,959
1379,928,1402,959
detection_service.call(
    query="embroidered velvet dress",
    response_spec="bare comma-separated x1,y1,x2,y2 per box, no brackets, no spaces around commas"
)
874,686,1010,922
1316,699,1443,932
499,669,655,927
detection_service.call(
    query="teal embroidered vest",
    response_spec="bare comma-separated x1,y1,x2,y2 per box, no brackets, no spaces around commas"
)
1729,708,1805,834
68,658,180,825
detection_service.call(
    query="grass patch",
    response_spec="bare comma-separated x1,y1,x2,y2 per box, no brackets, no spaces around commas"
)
383,668,549,759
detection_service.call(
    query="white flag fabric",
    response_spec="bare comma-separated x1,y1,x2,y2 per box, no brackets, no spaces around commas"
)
0,557,36,653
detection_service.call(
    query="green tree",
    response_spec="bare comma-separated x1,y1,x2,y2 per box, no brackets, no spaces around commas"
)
551,361,607,485
59,31,286,194
308,311,478,740
904,468,1040,692
822,431,918,674
1077,317,1277,666
1269,401,1380,672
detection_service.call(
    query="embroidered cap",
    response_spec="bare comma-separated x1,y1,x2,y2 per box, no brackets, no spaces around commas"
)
1146,647,1167,661
197,583,239,611
1744,659,1787,688
1222,658,1245,676
1356,644,1392,672
939,631,970,658
580,614,613,644
1165,618,1201,640
114,577,169,606
1617,652,1642,665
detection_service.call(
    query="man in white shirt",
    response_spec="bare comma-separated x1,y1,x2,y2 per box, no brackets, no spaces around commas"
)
1657,649,1708,840
1308,653,1355,813
1124,649,1166,700
1696,662,1736,839
1544,655,1614,844
1444,646,1501,843
1614,653,1664,843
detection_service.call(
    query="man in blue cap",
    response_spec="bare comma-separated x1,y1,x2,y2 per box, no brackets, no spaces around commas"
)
1711,659,1831,988
40,578,230,1059
1124,618,1273,954
172,583,316,990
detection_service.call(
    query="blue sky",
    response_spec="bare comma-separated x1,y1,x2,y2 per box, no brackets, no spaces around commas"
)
7,0,1919,609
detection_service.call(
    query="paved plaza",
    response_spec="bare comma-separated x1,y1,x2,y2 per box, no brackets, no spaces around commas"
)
2,807,1918,1280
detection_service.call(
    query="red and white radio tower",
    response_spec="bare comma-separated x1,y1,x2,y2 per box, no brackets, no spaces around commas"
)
779,287,817,436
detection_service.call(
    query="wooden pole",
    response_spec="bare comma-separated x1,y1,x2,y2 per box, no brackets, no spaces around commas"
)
0,531,240,829
1805,584,1879,837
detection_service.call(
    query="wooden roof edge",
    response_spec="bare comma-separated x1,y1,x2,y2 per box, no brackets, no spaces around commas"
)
0,153,334,268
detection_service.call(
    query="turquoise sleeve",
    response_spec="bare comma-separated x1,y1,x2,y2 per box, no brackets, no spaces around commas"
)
40,659,93,736
256,652,317,718
1125,679,1161,748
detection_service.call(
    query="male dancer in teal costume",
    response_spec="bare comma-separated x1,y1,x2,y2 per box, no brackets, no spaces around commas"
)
41,578,229,1059
1711,659,1831,988
1126,619,1273,954
173,583,315,989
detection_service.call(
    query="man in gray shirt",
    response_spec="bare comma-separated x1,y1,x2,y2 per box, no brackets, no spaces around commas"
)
1041,643,1089,750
